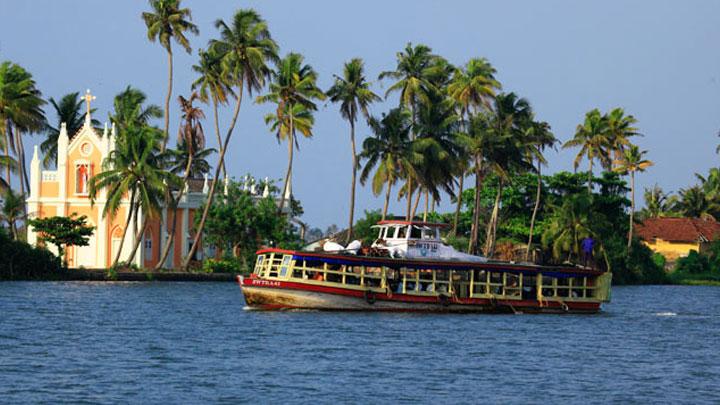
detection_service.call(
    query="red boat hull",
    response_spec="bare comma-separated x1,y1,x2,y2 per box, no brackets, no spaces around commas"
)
238,276,601,314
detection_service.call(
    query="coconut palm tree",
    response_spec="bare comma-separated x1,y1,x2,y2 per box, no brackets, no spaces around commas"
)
109,86,163,134
613,145,653,250
90,125,177,266
563,109,611,193
142,0,199,148
0,188,25,240
605,107,640,170
156,93,206,269
641,185,678,219
326,58,381,240
0,61,46,196
677,186,711,219
482,92,534,257
379,43,436,219
166,141,214,179
192,48,234,180
448,58,500,234
542,194,596,263
257,52,325,213
42,92,100,168
525,120,556,260
359,108,420,220
185,8,279,270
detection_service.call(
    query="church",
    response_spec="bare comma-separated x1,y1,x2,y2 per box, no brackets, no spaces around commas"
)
26,90,231,269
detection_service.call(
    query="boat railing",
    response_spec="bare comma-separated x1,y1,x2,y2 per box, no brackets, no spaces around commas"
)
252,252,610,303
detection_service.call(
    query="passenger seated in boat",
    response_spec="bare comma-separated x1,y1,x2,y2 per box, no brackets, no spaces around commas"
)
425,283,434,292
313,272,324,282
406,281,416,291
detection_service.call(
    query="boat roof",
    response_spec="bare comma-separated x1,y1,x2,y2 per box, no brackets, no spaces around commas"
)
255,248,603,277
375,220,449,228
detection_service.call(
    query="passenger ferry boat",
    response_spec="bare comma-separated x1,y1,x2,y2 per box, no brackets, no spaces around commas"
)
237,220,612,314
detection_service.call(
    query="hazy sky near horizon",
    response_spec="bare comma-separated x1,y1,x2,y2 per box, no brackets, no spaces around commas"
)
1,0,719,229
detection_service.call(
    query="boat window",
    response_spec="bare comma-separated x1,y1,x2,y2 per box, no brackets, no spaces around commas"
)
254,255,265,274
397,226,408,239
278,255,292,277
421,228,435,240
410,226,422,239
390,227,399,239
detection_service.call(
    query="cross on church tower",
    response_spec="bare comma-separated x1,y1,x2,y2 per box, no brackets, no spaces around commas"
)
83,89,96,116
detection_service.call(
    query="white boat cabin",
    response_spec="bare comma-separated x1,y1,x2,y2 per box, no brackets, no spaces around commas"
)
371,220,486,262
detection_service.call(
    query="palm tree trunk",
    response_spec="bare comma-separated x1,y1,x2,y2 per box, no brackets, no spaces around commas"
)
3,119,11,187
212,96,226,180
155,154,194,270
382,181,392,220
423,190,429,222
14,129,26,197
18,130,29,193
484,179,503,257
469,157,482,254
113,189,136,267
162,46,173,151
411,188,421,220
184,85,244,270
453,173,464,236
405,178,413,221
347,120,357,243
127,211,149,265
526,160,542,261
628,171,635,251
588,159,593,193
279,111,294,214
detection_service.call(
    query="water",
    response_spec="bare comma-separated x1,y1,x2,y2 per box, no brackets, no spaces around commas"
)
1,283,719,404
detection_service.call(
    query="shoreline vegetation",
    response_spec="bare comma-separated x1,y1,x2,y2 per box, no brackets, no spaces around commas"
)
2,2,720,286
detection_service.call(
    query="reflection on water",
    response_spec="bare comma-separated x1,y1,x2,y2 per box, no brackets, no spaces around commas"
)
1,283,719,403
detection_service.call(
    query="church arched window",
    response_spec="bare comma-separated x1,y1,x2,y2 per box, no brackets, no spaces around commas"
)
75,163,92,195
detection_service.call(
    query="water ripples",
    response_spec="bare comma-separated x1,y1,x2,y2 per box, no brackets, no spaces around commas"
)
1,283,719,403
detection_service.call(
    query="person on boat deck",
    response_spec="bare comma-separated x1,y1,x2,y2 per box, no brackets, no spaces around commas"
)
312,272,324,281
581,237,594,267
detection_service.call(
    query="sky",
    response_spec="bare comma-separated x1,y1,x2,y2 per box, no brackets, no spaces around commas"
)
1,0,719,230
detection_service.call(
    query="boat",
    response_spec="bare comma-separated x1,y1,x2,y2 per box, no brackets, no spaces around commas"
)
237,220,612,313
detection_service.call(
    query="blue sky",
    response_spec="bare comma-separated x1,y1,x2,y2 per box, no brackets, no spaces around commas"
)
1,0,719,229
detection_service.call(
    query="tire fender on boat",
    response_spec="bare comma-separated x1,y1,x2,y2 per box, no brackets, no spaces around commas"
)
364,290,376,305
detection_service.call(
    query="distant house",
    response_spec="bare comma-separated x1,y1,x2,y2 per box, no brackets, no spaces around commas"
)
636,217,720,261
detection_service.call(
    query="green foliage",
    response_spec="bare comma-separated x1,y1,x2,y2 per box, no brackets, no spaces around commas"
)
28,214,94,266
674,250,709,275
352,210,384,245
202,257,248,275
0,228,62,280
197,179,301,268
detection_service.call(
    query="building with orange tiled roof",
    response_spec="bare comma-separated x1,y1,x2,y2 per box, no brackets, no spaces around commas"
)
635,217,720,261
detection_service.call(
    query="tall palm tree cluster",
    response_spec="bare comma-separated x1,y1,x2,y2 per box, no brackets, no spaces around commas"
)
1,2,673,270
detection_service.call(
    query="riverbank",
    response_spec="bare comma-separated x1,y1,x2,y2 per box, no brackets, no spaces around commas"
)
1,269,238,282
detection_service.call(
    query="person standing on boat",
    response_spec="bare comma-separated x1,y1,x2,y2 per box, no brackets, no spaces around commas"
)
581,237,594,267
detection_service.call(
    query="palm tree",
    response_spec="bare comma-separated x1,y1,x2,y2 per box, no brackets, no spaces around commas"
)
379,43,436,219
542,194,596,263
192,48,234,180
166,141,214,178
483,92,534,257
677,186,711,219
605,107,640,170
641,185,679,219
142,0,199,148
109,86,163,133
359,108,419,220
156,93,206,269
185,9,279,270
525,121,556,260
257,52,325,212
613,145,653,250
448,58,500,234
0,61,46,196
563,109,610,192
327,58,381,240
42,92,100,168
90,125,176,266
0,188,25,240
